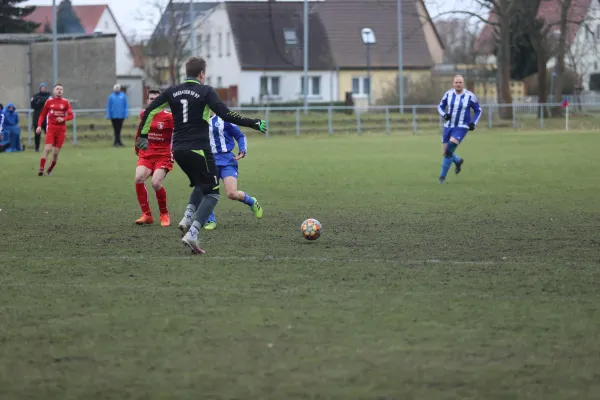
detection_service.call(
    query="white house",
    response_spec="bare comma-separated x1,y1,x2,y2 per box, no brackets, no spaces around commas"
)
188,1,338,105
24,3,145,107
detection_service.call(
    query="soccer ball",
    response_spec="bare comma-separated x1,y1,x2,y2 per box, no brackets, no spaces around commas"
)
301,218,322,240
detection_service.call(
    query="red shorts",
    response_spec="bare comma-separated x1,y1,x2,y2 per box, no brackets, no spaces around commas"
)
46,127,67,148
137,154,174,173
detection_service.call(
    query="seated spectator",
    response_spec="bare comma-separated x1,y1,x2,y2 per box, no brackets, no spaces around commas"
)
0,103,9,152
2,103,23,152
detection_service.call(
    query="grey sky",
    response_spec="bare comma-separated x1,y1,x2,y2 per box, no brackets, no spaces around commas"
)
23,0,485,40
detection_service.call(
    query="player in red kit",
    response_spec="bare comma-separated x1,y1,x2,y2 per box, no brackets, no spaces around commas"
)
36,84,73,176
133,89,175,226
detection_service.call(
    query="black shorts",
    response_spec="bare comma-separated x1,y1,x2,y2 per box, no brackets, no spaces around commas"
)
173,149,219,188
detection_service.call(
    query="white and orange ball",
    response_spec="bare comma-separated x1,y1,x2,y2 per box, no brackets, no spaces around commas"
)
301,218,322,240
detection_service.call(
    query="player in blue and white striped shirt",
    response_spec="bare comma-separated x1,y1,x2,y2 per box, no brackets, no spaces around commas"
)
203,112,263,230
437,75,482,184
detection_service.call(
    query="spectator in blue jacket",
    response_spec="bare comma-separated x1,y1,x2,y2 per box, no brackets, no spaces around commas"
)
2,103,23,152
106,83,129,147
0,103,8,152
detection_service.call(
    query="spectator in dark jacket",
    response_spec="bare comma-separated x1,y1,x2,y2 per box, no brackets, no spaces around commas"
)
31,82,51,152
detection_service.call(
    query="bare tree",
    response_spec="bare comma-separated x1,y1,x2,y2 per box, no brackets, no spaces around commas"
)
429,0,594,118
565,22,600,102
135,0,192,87
428,0,517,117
435,18,478,64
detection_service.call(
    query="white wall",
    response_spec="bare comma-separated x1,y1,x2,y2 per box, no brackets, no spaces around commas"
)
117,76,144,109
96,9,135,76
190,3,242,87
558,0,600,91
239,70,338,105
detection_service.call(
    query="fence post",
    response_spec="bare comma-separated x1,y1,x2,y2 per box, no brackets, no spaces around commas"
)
27,110,32,145
356,108,361,135
412,105,417,134
265,107,270,138
565,105,569,131
72,111,77,144
385,106,390,134
488,104,492,129
296,108,300,136
512,104,517,129
328,106,333,135
540,104,544,129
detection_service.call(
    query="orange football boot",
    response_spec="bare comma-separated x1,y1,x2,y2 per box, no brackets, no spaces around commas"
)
159,213,171,227
135,213,154,225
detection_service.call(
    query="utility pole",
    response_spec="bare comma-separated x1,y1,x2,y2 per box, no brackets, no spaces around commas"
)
52,0,58,86
397,0,404,112
303,0,309,114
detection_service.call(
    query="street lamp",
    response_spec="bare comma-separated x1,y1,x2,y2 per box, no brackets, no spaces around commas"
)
361,27,376,106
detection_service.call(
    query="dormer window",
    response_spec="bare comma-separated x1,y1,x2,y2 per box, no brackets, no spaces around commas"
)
283,28,297,45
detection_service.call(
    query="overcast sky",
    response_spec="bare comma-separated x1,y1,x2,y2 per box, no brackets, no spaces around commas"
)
22,0,485,40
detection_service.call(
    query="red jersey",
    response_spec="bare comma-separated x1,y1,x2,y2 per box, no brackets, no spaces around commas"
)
135,110,174,157
38,97,73,128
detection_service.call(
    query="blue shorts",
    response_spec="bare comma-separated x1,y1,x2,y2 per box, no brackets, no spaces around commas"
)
218,164,238,180
442,127,469,144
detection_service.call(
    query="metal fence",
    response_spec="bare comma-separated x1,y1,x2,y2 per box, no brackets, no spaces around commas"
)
12,102,600,145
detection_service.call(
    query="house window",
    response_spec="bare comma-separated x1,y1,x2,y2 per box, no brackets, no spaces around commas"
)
283,28,297,45
260,76,280,96
597,25,600,39
352,78,360,94
105,21,109,29
300,76,321,96
352,77,370,95
206,34,211,57
207,76,211,86
218,32,222,57
217,76,222,87
197,34,202,54
226,32,231,56
311,76,321,96
271,77,280,95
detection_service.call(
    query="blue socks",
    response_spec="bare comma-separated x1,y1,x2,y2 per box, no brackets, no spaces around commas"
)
452,154,461,164
207,211,216,223
440,142,459,178
242,193,255,206
207,194,254,224
440,157,453,178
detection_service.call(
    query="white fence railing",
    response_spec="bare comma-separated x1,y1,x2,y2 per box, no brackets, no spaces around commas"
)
10,102,600,144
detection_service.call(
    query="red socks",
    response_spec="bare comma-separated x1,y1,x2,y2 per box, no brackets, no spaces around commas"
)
135,183,151,214
136,184,168,215
155,187,168,214
39,158,46,171
47,161,57,174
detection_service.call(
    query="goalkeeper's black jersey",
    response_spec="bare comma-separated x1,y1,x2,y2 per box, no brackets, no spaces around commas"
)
139,78,256,151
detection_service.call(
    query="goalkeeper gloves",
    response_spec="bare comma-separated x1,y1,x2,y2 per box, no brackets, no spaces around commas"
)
444,113,451,121
136,136,149,150
468,122,475,131
252,119,268,134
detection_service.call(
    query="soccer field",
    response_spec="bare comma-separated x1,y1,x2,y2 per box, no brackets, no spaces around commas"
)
1,129,599,399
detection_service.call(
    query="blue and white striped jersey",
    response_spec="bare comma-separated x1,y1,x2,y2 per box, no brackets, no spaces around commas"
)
0,113,4,133
208,115,247,165
438,89,482,129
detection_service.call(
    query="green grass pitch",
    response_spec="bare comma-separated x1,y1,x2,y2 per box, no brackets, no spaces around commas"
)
1,129,600,399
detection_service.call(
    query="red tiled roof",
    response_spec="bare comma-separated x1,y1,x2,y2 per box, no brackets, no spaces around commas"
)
23,5,107,34
474,0,592,55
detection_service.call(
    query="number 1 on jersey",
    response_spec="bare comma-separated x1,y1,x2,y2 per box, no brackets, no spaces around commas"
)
180,99,188,123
